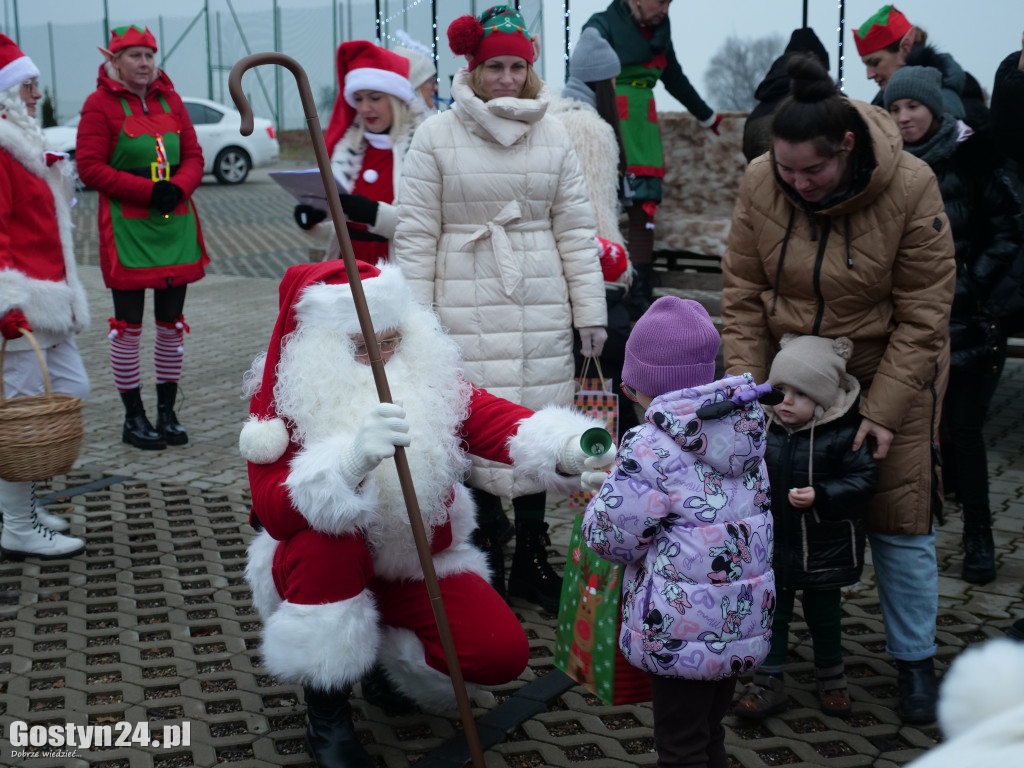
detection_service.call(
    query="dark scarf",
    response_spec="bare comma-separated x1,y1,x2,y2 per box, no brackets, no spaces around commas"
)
902,113,959,166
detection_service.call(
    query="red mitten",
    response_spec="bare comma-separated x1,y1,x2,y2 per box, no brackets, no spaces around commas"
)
0,309,32,341
706,114,724,136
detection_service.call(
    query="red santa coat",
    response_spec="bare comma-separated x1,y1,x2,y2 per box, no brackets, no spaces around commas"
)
0,116,89,348
240,261,601,708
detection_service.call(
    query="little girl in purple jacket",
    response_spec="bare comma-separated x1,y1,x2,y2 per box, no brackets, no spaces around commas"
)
583,296,775,768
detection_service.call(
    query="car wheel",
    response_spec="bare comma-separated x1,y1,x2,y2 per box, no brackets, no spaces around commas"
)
213,147,251,184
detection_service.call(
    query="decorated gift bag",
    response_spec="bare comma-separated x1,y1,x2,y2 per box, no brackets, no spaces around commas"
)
569,357,618,507
553,514,652,705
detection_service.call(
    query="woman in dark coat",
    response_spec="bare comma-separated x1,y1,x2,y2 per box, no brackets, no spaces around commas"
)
885,66,1024,587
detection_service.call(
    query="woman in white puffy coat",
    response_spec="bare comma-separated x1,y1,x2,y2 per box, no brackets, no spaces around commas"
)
394,5,607,612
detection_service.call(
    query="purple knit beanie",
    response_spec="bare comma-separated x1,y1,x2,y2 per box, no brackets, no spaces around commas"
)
622,296,720,398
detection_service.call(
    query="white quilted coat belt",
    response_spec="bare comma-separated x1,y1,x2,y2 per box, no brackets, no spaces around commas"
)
444,200,550,297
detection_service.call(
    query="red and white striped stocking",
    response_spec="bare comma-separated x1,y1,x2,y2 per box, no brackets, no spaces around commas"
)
108,319,142,392
154,316,189,384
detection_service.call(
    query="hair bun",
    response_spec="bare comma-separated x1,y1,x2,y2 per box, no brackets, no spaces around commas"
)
448,15,483,56
787,53,838,103
832,336,853,360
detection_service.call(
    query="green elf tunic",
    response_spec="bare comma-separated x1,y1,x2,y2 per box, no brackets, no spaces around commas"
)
584,0,714,203
77,66,208,291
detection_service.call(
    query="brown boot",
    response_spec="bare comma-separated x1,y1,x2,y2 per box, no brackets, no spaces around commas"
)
733,670,788,719
815,664,852,718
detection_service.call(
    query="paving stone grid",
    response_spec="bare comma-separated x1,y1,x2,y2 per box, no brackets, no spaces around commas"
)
0,167,1021,768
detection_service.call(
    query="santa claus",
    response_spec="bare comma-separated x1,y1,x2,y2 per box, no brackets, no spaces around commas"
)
239,260,613,767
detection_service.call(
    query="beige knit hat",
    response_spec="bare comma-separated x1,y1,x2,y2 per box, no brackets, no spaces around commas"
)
769,334,853,411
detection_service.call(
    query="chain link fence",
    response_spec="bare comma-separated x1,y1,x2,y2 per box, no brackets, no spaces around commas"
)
4,0,549,131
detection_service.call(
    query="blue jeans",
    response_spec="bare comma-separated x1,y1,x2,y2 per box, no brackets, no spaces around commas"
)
867,529,937,661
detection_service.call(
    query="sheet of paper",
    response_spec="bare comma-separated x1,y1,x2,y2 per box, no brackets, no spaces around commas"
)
268,168,344,210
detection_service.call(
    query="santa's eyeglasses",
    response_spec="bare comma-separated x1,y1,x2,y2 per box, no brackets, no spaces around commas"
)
353,335,402,360
620,382,639,402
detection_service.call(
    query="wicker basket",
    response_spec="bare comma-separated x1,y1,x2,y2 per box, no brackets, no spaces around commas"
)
0,329,84,482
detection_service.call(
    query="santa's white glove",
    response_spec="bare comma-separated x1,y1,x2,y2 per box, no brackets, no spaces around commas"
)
579,326,608,358
560,438,616,493
338,403,410,487
581,452,616,492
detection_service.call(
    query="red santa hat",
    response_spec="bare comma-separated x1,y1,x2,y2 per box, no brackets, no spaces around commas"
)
239,260,415,465
0,34,39,93
322,41,414,157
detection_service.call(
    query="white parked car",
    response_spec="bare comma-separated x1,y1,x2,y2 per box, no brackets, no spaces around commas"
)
43,96,279,186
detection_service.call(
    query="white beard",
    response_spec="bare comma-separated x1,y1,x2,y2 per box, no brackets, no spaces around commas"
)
272,308,472,542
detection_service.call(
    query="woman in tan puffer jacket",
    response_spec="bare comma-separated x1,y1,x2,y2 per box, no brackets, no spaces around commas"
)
394,6,607,612
721,55,955,727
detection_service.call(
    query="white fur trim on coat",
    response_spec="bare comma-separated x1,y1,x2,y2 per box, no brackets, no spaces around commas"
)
368,483,490,582
261,591,380,689
285,432,379,536
377,626,477,712
244,530,283,620
508,406,603,496
294,261,413,339
0,118,90,341
239,415,291,464
939,639,1024,739
909,639,1024,767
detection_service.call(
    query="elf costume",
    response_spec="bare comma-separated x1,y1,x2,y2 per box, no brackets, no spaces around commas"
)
583,0,719,315
76,25,207,450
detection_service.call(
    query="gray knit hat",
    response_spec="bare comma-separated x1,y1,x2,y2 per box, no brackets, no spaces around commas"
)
569,28,621,83
768,335,853,412
883,65,944,117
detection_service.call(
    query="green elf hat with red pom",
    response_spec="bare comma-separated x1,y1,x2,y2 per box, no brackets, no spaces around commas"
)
853,5,912,57
448,5,535,71
108,24,158,54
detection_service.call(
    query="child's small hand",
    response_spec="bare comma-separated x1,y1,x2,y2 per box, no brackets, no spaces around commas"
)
788,486,815,508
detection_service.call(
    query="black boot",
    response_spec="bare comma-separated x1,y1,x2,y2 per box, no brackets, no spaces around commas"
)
507,518,563,613
120,388,166,450
962,525,996,584
359,664,418,715
626,263,654,320
155,382,189,446
471,526,507,600
303,685,374,768
896,658,938,724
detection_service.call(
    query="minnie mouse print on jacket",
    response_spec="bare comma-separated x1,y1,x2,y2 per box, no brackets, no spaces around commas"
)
582,373,775,681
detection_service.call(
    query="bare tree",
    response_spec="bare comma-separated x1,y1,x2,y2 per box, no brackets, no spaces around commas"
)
704,34,786,112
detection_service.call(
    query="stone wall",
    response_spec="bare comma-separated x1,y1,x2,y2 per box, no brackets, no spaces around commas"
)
651,111,748,258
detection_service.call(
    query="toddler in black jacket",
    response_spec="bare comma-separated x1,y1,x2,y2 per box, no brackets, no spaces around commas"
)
734,334,878,720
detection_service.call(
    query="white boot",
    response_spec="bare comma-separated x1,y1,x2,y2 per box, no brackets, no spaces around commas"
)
8,483,71,533
0,480,84,560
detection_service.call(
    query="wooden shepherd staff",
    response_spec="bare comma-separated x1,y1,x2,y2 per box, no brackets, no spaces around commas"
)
228,53,487,768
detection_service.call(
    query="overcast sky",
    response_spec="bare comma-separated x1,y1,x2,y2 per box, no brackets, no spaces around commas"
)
7,0,1022,115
